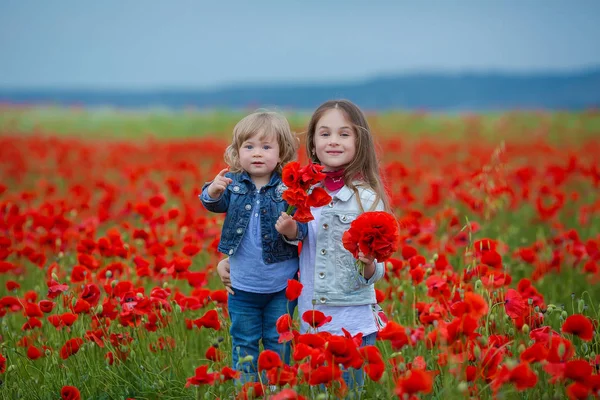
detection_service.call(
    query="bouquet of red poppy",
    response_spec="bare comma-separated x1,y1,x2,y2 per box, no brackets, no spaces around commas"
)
281,161,332,222
342,211,400,276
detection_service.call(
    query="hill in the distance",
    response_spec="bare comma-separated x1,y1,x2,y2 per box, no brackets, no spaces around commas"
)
1,69,599,111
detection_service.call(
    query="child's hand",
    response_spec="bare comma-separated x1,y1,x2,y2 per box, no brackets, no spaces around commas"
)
217,258,234,295
358,251,376,279
275,212,298,240
207,168,232,199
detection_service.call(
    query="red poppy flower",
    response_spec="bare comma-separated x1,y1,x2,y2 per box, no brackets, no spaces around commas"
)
269,388,305,400
281,161,331,222
205,346,224,362
266,364,298,387
308,364,342,385
24,302,43,318
394,369,433,398
359,345,385,381
290,205,315,223
61,386,81,400
47,279,69,299
60,338,84,359
342,211,400,275
22,317,43,330
0,353,6,373
562,314,594,341
564,360,593,382
185,365,218,387
258,349,283,371
219,366,240,382
520,342,548,363
285,279,303,301
27,345,43,360
38,300,55,313
302,310,332,329
567,382,591,399
276,314,295,343
504,289,527,319
193,309,221,330
401,245,418,260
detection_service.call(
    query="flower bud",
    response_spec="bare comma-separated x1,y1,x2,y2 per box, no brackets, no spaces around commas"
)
577,299,585,314
105,270,113,278
239,355,254,364
558,342,566,358
475,279,483,291
136,292,143,299
528,298,533,305
561,310,568,319
522,324,530,335
457,382,468,393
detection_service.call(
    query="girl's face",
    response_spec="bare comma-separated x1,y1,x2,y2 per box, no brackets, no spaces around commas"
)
238,131,280,183
313,108,356,171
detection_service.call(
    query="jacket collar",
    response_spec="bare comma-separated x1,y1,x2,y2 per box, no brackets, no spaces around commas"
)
234,171,281,189
326,180,363,202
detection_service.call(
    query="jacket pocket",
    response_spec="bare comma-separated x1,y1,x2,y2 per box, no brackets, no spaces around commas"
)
333,212,360,292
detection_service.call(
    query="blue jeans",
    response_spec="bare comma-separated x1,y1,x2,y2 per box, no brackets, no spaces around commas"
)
228,287,297,383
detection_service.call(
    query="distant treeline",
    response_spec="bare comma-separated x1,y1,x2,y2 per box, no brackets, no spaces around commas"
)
1,69,599,111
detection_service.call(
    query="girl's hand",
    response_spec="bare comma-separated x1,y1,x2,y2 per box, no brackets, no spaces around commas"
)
216,258,234,295
275,212,298,240
358,251,376,280
207,168,233,199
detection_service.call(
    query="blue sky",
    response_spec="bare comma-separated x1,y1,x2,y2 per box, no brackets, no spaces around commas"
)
1,0,599,89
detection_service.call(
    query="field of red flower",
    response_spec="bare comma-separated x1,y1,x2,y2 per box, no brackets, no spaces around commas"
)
0,109,599,399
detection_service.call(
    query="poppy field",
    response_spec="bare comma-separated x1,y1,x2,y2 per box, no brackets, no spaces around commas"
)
1,108,599,399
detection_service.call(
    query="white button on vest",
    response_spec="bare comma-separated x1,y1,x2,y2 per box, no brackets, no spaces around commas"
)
233,186,240,192
245,204,252,210
236,228,243,234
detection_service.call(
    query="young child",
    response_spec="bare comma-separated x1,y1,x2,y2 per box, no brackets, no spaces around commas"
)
277,99,390,392
200,111,307,383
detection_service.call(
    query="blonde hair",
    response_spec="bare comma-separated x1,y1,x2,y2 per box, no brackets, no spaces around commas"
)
306,100,390,212
225,111,298,174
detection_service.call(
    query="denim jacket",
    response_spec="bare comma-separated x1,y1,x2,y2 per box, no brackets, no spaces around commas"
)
311,183,385,306
200,171,308,264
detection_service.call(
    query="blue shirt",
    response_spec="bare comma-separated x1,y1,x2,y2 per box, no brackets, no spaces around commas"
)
200,182,300,294
228,189,298,293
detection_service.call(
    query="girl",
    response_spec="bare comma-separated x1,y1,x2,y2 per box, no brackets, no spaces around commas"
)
278,99,390,392
200,111,307,383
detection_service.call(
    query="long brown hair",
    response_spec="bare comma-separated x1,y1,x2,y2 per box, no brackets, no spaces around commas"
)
306,100,390,212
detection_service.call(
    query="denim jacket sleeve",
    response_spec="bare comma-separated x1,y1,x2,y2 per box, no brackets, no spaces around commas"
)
200,181,230,213
281,221,308,246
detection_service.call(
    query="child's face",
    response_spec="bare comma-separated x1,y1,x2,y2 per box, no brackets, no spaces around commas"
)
313,108,356,171
238,131,280,181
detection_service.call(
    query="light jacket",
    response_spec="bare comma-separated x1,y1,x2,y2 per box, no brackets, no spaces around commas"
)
311,183,385,306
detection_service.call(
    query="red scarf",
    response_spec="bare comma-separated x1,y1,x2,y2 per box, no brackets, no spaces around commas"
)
323,169,345,192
